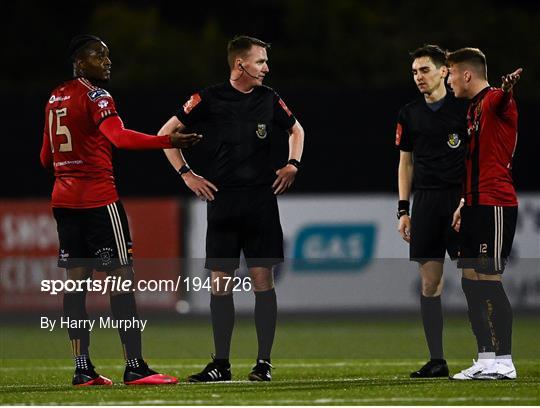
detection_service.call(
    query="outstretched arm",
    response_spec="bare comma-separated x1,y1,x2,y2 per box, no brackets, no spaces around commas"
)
490,68,523,112
100,116,201,149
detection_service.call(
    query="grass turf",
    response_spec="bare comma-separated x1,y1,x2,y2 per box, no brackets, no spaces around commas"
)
1,316,539,405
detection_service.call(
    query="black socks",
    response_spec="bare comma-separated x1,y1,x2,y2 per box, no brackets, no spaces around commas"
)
210,293,235,360
461,278,494,353
420,295,444,360
481,280,513,356
255,288,277,360
64,292,90,357
210,289,277,362
110,293,142,360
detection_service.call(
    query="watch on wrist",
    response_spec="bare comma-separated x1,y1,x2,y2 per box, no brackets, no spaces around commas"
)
397,209,409,220
287,159,301,169
178,164,191,176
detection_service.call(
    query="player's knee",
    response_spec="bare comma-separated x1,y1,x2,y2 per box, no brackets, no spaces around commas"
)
461,268,478,280
250,272,274,292
107,267,135,296
421,279,442,297
66,267,92,281
211,272,234,295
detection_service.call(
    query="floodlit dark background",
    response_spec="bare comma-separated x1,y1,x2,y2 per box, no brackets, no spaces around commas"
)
3,0,540,196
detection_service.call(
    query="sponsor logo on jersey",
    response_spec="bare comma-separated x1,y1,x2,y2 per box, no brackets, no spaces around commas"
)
98,99,109,109
87,89,111,101
447,133,461,148
183,93,201,114
395,123,403,145
256,123,267,139
293,224,376,272
49,95,71,103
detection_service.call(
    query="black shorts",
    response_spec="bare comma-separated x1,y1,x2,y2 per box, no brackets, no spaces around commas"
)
53,201,133,271
205,187,284,273
457,205,518,274
410,188,461,262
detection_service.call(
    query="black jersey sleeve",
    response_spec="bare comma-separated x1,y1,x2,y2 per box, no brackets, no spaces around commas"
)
395,109,413,152
175,91,206,126
273,92,296,130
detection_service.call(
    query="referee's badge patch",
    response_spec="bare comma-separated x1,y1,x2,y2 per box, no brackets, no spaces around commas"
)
395,123,402,146
183,93,201,114
447,133,461,148
256,123,267,139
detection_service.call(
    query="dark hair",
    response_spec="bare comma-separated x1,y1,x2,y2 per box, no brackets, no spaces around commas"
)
227,35,270,69
410,44,447,67
446,47,487,79
68,34,103,62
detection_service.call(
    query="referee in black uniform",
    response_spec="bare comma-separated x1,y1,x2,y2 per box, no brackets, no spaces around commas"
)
395,45,467,377
159,35,305,382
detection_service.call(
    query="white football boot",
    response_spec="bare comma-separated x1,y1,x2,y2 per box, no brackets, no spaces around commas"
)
474,361,517,380
451,359,493,380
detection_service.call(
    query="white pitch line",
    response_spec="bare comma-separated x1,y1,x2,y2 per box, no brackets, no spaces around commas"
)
22,396,538,406
3,373,540,389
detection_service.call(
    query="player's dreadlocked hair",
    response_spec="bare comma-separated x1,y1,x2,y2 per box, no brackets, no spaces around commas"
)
409,44,447,68
67,34,103,62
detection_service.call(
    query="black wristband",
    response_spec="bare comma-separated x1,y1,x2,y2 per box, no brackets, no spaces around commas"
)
397,200,410,219
398,200,410,213
287,159,301,169
178,164,191,176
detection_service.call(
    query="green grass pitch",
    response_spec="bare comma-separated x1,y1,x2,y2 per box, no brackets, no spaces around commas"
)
1,316,539,405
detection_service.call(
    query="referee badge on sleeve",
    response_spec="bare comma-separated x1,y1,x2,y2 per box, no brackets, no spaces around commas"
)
447,133,461,148
256,123,267,139
395,123,402,146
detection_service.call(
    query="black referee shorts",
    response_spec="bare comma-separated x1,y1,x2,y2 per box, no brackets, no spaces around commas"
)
457,205,518,274
410,188,461,262
53,201,133,271
205,187,284,273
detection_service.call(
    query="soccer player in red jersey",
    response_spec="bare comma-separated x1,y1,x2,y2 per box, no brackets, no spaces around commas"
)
40,34,201,386
446,47,522,380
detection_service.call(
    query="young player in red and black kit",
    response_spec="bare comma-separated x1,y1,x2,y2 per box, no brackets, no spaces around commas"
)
40,35,201,386
447,48,522,380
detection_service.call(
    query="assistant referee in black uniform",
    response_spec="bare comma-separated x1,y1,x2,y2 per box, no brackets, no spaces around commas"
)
159,35,305,382
395,45,467,377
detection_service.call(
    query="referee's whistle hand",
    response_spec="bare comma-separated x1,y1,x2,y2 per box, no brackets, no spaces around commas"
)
398,215,411,243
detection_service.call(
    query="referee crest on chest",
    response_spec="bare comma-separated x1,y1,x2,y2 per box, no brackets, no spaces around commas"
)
447,133,461,148
256,123,267,139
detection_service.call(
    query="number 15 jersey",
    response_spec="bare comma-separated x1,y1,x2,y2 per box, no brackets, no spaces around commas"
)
42,77,121,209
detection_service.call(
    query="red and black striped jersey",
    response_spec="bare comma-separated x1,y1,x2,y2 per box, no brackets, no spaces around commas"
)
464,87,518,206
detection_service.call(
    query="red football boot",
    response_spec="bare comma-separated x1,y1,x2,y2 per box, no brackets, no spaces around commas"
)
73,370,113,386
123,359,177,385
